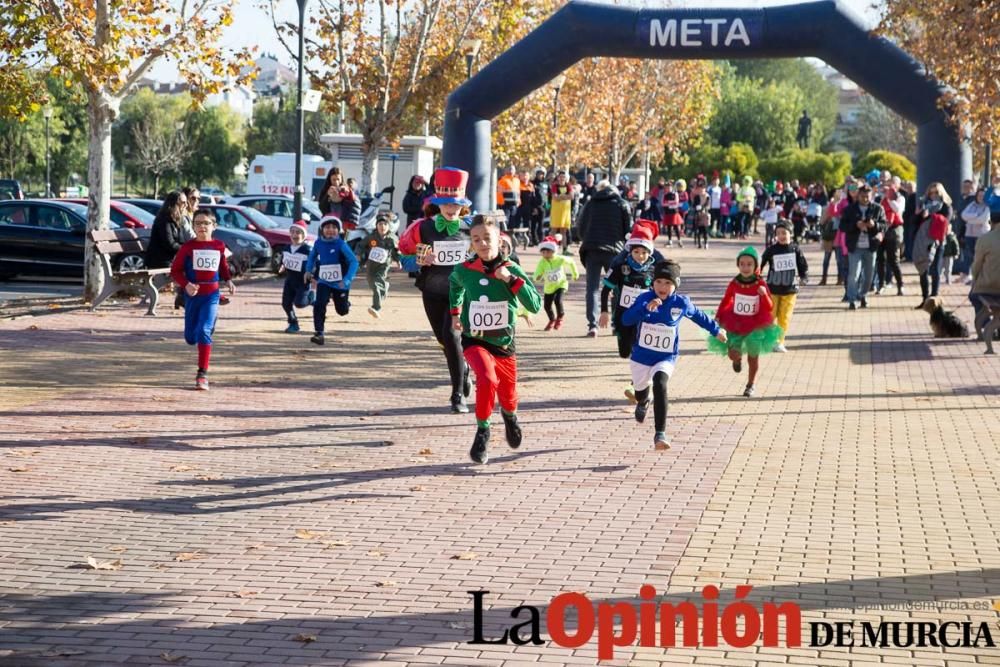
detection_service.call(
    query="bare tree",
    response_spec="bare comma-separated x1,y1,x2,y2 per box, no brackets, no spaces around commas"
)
131,120,191,198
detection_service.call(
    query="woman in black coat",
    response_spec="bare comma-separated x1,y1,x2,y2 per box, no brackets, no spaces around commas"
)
402,175,427,224
144,191,188,269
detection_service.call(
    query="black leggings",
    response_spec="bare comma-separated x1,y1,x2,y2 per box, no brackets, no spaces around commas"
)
544,289,565,320
634,371,669,433
616,324,636,359
664,225,681,241
422,292,465,397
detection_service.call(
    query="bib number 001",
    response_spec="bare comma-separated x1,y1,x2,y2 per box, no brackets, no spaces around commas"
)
733,293,759,316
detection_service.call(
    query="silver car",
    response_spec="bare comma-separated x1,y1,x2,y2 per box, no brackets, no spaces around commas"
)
223,194,323,234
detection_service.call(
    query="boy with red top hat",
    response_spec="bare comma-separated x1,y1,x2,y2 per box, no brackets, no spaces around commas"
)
532,235,580,330
170,210,235,390
399,166,474,413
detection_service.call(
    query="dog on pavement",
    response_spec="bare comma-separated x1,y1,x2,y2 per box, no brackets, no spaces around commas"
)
921,296,969,338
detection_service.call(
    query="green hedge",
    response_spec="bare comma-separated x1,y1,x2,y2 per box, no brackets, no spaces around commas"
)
853,150,916,182
758,148,852,186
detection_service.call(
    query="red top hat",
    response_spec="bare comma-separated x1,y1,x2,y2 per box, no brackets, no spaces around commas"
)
429,167,472,206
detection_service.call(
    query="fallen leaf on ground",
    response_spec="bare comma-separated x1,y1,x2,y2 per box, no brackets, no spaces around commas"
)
344,498,359,504
292,633,317,643
47,303,61,309
295,529,324,540
245,543,265,550
417,448,433,456
41,648,87,657
409,485,425,492
323,540,350,548
113,422,138,429
107,545,128,553
366,549,385,557
195,474,223,481
84,556,123,570
8,466,30,473
230,589,258,598
451,552,478,560
0,521,14,526
375,580,397,588
173,551,203,562
160,651,187,663
168,465,197,472
26,325,39,331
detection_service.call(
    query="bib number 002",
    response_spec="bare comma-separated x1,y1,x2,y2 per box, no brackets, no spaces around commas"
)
468,301,509,331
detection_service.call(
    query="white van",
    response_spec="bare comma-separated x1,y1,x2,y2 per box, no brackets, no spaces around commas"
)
245,153,333,201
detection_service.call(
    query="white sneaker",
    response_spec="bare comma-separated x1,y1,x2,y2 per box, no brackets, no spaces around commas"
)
368,306,381,319
773,343,788,353
964,276,974,285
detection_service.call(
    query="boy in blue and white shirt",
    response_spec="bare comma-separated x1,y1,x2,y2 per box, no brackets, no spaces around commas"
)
621,260,727,450
303,215,359,345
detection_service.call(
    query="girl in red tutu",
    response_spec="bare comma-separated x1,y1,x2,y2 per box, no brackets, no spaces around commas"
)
661,180,684,248
707,246,783,397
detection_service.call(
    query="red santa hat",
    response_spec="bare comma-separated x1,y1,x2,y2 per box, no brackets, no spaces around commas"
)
290,219,309,234
539,235,559,252
626,219,657,251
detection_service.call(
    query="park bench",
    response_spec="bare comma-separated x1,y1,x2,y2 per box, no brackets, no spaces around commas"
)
973,295,1000,355
88,229,171,316
509,226,530,250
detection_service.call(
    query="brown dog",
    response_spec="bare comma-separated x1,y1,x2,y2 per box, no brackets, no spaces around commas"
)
922,296,969,338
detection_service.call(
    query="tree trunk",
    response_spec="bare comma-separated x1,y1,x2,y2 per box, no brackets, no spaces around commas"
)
153,173,161,199
360,139,379,196
84,90,120,302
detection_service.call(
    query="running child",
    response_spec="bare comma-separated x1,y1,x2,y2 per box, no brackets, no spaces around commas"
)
169,209,235,390
449,213,541,464
707,246,783,397
303,215,359,345
532,235,580,330
621,260,727,450
759,220,808,352
278,220,314,333
358,212,399,318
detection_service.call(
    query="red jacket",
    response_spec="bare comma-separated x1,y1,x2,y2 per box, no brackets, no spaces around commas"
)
716,275,776,335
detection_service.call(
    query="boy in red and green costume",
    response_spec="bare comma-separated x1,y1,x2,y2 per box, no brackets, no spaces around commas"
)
450,213,542,464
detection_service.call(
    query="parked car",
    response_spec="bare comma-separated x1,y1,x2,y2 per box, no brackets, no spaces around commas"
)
0,199,145,279
62,198,156,229
223,194,323,232
0,179,25,201
199,203,305,272
116,198,271,270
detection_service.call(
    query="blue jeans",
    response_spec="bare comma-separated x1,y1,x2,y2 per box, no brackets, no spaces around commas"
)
959,236,978,276
920,244,941,300
583,249,617,329
847,249,876,304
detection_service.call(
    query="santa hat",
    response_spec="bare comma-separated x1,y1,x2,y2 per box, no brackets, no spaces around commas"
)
626,221,656,252
539,235,559,252
289,219,309,234
319,214,342,229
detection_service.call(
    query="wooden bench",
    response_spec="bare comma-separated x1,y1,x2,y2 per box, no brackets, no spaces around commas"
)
88,229,171,316
509,226,530,250
973,295,1000,355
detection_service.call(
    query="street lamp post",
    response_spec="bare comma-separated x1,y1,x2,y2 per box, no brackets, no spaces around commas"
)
174,120,185,189
123,145,130,197
43,106,53,197
460,38,482,80
549,74,566,174
389,153,398,210
293,0,308,222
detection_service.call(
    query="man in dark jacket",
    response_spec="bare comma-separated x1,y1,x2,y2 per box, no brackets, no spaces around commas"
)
840,183,887,310
530,169,547,246
578,180,632,336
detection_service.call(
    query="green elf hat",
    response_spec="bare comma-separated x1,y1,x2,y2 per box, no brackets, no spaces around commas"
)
737,245,759,269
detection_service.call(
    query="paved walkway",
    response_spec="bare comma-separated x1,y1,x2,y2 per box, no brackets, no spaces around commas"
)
0,238,997,666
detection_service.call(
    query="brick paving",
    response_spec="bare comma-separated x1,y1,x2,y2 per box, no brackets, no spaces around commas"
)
0,237,997,666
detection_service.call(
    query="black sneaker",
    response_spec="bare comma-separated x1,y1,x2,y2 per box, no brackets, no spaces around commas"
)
634,399,650,424
501,411,522,449
848,302,857,311
310,333,325,345
462,365,472,398
451,393,469,414
860,298,868,309
470,426,490,464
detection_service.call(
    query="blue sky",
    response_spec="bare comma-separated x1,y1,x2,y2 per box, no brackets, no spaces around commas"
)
148,0,882,82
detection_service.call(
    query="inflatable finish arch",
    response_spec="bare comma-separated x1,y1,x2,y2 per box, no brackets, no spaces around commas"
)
442,0,972,212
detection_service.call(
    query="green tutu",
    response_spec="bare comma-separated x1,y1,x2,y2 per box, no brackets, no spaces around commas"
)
706,324,783,357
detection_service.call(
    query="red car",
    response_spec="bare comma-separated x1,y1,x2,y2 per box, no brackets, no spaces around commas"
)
61,198,155,229
199,204,308,272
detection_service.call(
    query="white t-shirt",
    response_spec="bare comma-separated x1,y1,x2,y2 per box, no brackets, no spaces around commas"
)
707,185,722,209
762,206,781,224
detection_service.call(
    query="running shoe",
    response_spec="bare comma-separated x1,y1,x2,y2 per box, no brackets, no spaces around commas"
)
743,384,755,397
310,333,325,345
586,327,597,338
502,411,522,449
470,426,490,464
773,343,787,353
554,318,564,330
624,386,638,404
654,432,670,450
451,393,470,414
634,399,650,424
544,320,556,331
284,322,300,334
368,306,381,318
732,358,742,373
195,371,209,391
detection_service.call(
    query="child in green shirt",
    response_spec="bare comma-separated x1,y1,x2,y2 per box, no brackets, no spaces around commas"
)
532,235,580,330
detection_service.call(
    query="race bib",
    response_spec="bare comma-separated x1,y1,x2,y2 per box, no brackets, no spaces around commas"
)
468,299,509,331
368,247,389,264
282,252,305,272
733,293,760,316
544,269,564,284
772,253,796,272
318,264,343,283
433,240,468,266
638,322,677,353
857,233,870,249
619,285,646,308
192,249,220,272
